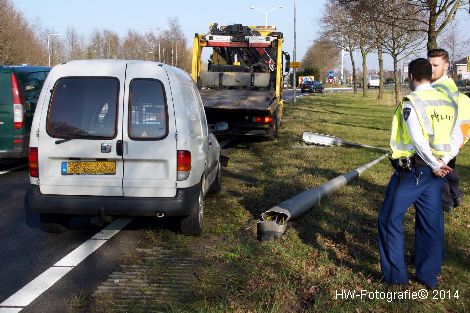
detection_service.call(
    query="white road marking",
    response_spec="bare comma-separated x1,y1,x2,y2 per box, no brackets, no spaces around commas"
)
54,240,107,267
0,165,27,175
0,267,73,307
0,218,132,311
91,218,132,240
0,308,22,313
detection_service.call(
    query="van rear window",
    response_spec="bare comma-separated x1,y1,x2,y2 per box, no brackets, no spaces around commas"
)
128,79,168,140
47,77,119,139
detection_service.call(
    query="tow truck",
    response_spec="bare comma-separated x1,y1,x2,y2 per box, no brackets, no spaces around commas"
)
191,24,290,138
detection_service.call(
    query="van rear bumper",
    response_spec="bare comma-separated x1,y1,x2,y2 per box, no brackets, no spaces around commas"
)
26,184,200,217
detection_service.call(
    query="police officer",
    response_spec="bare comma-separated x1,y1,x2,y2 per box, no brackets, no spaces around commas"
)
428,48,470,211
378,58,462,289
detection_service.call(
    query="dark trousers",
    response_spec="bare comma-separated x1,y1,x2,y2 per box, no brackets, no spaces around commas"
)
378,167,444,288
441,157,461,208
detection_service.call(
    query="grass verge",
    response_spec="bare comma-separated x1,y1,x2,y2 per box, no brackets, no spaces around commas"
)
93,90,470,312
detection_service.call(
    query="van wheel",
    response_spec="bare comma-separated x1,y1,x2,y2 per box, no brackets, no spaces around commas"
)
209,163,222,194
39,213,70,233
180,188,203,235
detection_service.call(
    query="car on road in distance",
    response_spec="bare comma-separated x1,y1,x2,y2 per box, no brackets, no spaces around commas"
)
367,75,380,89
27,60,223,235
0,65,50,159
300,80,324,93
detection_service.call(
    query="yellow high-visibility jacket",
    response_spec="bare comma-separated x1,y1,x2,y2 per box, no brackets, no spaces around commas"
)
390,89,456,159
433,77,470,144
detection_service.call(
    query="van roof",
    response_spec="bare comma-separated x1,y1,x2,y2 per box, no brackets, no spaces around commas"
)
52,59,194,86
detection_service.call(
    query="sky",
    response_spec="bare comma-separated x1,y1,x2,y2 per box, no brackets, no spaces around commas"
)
12,0,470,73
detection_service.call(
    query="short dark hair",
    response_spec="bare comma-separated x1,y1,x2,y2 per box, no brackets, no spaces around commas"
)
427,48,449,63
408,58,432,82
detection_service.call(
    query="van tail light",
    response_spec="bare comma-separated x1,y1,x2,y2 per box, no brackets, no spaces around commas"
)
11,73,25,129
177,150,191,181
29,147,39,178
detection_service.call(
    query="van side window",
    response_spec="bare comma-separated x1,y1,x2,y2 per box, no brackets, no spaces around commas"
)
47,77,119,139
128,79,168,140
182,86,202,137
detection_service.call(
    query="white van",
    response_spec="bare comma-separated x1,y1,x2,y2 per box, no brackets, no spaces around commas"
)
367,75,380,89
26,60,222,235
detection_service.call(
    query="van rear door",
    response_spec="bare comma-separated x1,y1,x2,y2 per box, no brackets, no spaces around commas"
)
122,62,177,197
38,64,125,196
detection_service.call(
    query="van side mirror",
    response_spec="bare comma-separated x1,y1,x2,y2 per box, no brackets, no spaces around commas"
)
209,121,228,132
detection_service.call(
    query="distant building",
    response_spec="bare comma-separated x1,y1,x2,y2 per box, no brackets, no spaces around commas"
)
452,56,470,79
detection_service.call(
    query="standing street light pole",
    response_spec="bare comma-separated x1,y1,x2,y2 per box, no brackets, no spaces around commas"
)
293,0,297,106
250,5,283,27
47,33,60,67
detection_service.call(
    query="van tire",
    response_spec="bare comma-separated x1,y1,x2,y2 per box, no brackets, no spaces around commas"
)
180,188,203,235
209,163,222,194
39,213,70,233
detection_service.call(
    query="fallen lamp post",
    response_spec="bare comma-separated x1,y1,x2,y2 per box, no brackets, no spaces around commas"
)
257,153,388,241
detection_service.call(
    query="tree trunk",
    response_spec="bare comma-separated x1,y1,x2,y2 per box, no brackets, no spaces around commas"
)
427,12,438,51
360,45,367,97
349,50,357,94
427,30,438,51
393,56,400,105
377,43,384,100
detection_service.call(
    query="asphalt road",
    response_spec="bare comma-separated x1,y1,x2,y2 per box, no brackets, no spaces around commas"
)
0,161,147,312
283,87,353,101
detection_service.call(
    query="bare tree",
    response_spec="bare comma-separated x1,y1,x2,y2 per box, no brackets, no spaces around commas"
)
302,38,340,83
381,0,424,104
322,1,359,93
357,0,391,99
65,26,85,60
438,20,468,70
0,0,46,65
408,0,462,50
120,30,149,60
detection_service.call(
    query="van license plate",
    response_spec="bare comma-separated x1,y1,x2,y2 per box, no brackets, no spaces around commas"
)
61,161,116,175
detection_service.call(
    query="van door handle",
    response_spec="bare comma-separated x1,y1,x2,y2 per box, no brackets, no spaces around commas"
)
116,140,123,156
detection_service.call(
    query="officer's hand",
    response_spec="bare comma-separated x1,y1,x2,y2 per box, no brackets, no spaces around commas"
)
434,161,453,177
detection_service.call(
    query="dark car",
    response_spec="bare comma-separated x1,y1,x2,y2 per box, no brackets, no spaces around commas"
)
300,80,324,93
0,65,50,159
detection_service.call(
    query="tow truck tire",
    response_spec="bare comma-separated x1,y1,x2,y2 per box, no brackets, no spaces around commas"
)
39,213,70,233
209,163,222,194
269,110,280,139
180,188,203,235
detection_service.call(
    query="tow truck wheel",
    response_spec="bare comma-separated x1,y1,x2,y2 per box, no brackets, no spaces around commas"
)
209,162,222,194
269,110,280,139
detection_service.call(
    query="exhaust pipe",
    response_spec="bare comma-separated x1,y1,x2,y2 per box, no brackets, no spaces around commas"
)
156,212,165,218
